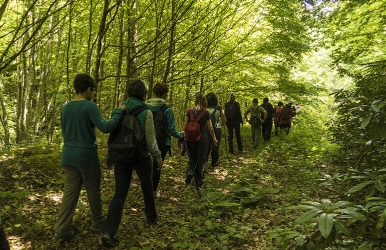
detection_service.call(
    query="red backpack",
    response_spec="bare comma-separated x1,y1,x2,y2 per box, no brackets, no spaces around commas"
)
184,109,207,142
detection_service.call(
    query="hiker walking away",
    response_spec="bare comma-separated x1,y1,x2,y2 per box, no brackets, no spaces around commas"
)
244,98,267,149
206,92,227,167
0,216,10,250
278,102,296,135
54,73,125,242
102,80,163,247
260,97,275,142
184,93,217,188
224,93,243,154
146,82,184,199
274,101,283,135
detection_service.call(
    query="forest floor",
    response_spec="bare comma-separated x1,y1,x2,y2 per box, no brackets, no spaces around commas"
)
0,122,336,250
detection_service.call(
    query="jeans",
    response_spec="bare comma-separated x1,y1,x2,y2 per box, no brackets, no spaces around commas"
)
262,121,273,141
186,133,208,182
104,156,157,237
55,165,103,233
226,123,243,153
207,128,222,166
152,148,169,191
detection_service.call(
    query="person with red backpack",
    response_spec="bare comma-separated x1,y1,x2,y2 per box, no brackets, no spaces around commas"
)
184,93,217,188
278,103,296,135
146,82,184,199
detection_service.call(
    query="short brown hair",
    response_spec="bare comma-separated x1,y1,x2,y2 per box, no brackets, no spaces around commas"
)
152,82,169,97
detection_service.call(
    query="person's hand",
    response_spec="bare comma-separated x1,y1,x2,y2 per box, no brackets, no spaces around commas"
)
181,131,185,138
213,137,218,146
118,104,126,110
156,160,163,170
106,159,113,169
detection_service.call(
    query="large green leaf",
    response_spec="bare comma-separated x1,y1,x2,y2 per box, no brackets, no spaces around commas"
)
318,213,334,239
331,201,353,209
335,209,367,221
333,220,351,237
360,113,372,128
295,209,320,224
375,180,385,193
348,181,373,193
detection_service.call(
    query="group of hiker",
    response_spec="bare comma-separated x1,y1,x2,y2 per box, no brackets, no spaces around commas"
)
1,73,298,247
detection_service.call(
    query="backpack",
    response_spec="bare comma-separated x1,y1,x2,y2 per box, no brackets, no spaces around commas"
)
184,109,207,142
209,106,220,129
152,104,169,151
249,106,261,126
225,102,237,120
107,106,147,163
281,108,291,121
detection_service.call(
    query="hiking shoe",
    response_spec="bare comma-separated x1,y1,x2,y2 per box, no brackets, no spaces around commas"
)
54,228,78,242
154,190,161,199
91,218,106,232
185,173,193,185
146,216,160,227
102,233,117,247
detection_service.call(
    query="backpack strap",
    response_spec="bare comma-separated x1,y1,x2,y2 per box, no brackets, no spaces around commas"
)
195,109,207,122
189,108,195,121
130,106,147,116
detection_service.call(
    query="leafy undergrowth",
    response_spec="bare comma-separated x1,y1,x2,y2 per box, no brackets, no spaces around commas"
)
0,118,339,249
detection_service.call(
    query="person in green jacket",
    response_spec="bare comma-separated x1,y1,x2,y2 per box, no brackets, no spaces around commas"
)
146,82,184,199
54,73,125,242
102,80,163,247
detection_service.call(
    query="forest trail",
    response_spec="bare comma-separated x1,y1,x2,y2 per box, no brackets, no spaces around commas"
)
0,120,327,249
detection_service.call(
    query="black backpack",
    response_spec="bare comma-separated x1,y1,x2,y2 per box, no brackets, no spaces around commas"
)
225,102,237,120
152,104,169,151
107,106,147,163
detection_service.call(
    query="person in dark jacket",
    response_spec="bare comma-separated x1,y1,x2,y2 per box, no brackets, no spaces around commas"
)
224,93,243,154
54,73,125,243
146,82,184,199
102,80,163,247
274,101,283,135
260,97,275,142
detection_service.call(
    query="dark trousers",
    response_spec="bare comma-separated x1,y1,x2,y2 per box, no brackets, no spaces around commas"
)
104,157,157,238
262,121,273,141
274,121,280,135
280,123,291,135
186,134,208,182
207,128,222,166
226,123,243,153
0,226,10,250
152,148,169,191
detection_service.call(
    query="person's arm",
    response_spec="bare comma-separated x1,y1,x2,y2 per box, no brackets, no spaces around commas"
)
261,107,268,121
237,103,243,124
206,119,218,145
165,108,183,139
89,103,124,133
144,110,162,168
244,108,250,122
220,109,227,125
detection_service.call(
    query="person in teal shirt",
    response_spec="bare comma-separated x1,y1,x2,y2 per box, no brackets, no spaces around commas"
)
146,82,184,199
54,73,125,242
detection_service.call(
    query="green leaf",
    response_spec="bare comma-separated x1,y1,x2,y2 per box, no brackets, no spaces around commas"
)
318,213,334,239
375,180,385,193
348,181,372,193
335,209,367,221
360,114,372,128
331,201,353,209
295,209,320,224
333,220,351,237
215,201,240,207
